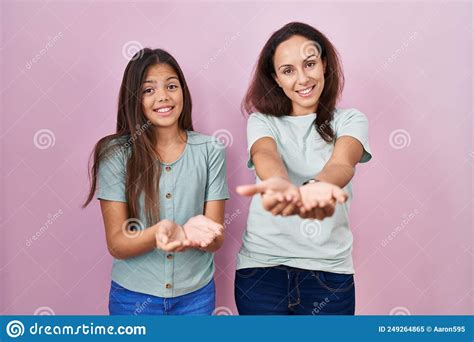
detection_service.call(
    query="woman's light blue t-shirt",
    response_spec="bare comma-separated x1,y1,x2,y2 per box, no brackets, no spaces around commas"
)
97,131,230,298
237,108,372,274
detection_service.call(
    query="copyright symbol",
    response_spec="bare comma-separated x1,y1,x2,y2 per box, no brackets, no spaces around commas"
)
426,326,432,332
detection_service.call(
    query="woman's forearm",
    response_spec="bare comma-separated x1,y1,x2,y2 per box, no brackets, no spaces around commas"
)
315,162,355,188
254,149,290,181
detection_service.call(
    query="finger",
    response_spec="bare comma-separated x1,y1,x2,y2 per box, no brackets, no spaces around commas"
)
304,199,315,211
236,183,266,196
298,207,309,219
323,204,335,217
200,240,212,248
187,240,202,248
263,195,281,211
271,201,288,215
198,224,220,238
276,192,285,202
162,241,183,251
315,208,326,220
281,203,296,216
156,231,169,244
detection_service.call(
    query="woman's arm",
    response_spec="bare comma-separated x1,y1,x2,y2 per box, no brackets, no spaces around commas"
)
251,137,289,181
313,136,364,187
239,137,300,216
100,200,159,259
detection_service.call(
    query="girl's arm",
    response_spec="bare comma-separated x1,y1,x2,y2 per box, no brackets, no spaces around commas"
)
200,200,226,253
100,200,159,259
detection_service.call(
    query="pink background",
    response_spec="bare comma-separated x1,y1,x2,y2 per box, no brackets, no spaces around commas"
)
1,1,472,315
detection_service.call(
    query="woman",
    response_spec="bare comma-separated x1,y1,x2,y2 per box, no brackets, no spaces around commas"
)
235,22,372,315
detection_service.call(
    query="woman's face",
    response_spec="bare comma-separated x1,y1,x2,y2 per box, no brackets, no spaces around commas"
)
141,63,184,129
273,35,326,116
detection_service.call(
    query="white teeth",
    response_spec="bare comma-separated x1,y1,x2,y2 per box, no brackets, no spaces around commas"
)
298,87,313,94
155,107,172,113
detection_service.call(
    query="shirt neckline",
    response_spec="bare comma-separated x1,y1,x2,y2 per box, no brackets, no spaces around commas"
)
157,130,189,166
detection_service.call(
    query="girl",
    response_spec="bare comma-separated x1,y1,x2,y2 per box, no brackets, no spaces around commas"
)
83,48,229,315
235,22,372,315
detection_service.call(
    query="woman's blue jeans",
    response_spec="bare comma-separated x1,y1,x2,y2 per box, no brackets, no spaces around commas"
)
235,266,355,315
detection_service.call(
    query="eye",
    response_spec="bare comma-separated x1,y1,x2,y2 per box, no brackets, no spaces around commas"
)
306,61,316,68
283,68,294,75
168,84,179,90
143,88,154,94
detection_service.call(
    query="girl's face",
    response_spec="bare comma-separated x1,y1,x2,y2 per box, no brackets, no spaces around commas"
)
273,35,326,116
141,63,184,129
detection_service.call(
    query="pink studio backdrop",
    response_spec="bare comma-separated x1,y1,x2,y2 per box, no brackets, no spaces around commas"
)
1,1,472,315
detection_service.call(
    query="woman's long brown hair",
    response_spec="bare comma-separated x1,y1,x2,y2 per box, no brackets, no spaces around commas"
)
242,22,344,143
83,48,193,226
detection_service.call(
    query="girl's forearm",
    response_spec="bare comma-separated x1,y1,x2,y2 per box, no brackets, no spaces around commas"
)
108,224,158,260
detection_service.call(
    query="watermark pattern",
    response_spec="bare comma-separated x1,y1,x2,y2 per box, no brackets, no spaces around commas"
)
133,298,152,315
33,129,56,150
121,218,145,239
26,209,63,248
122,41,144,61
123,120,153,149
224,209,241,228
381,208,420,248
203,32,241,70
212,306,233,315
389,306,411,315
389,129,411,150
25,32,64,71
299,40,323,60
34,306,55,315
300,219,321,238
381,31,418,71
212,129,233,149
312,297,330,315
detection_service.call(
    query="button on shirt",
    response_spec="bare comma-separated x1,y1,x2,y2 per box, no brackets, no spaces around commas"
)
97,131,230,298
237,108,373,274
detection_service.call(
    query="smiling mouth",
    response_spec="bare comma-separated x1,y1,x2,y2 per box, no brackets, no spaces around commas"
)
153,106,174,115
296,85,315,97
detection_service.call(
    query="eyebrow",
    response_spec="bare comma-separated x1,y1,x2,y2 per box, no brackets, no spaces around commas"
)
278,54,317,70
143,76,179,84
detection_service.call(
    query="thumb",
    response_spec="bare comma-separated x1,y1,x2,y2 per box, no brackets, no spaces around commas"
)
332,187,348,203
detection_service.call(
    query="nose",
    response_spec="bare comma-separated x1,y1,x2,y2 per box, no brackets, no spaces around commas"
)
156,89,169,103
296,70,310,85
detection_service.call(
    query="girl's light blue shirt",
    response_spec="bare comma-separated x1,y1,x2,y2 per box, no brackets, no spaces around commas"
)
97,131,229,298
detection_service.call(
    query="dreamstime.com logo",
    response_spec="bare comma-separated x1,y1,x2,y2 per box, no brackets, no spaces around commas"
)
6,320,24,338
5,320,146,338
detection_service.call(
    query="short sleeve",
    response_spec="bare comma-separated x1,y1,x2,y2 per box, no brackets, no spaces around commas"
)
96,145,128,202
246,113,276,169
334,109,373,163
205,140,230,201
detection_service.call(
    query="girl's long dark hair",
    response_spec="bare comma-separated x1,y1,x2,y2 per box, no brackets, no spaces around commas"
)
83,48,193,226
242,22,344,142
